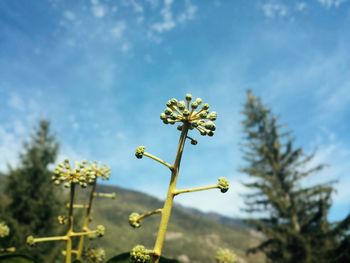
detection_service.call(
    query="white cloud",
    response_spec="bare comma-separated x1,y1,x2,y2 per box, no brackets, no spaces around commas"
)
91,4,106,18
63,10,76,21
151,0,176,33
177,0,197,23
8,93,24,111
111,21,126,39
261,2,288,18
317,0,346,8
296,2,307,11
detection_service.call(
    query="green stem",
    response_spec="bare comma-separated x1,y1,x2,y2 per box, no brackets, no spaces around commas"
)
66,183,76,263
152,122,189,262
144,152,173,170
76,181,97,260
173,184,219,196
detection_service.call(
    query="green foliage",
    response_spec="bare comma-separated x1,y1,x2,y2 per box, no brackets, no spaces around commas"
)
3,120,63,261
0,254,34,263
240,91,346,263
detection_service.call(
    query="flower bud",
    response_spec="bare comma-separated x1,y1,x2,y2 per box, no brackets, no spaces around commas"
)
185,93,192,101
183,109,190,117
0,222,10,238
218,177,229,193
208,111,217,121
191,102,198,109
130,245,151,263
177,125,183,131
95,225,105,237
170,98,178,105
195,98,202,105
160,113,167,120
26,236,36,247
177,101,186,111
135,146,145,159
129,213,141,228
164,108,172,115
191,139,198,145
208,131,214,137
202,103,209,110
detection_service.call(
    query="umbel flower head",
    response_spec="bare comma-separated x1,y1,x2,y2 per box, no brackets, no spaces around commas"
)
86,247,106,263
160,94,218,136
0,222,10,238
129,212,141,228
215,248,237,263
52,160,111,188
130,245,151,263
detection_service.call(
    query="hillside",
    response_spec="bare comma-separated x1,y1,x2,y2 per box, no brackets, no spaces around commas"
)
80,183,264,263
0,174,264,263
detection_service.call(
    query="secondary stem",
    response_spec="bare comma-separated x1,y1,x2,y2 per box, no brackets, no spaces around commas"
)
153,122,189,262
66,183,76,263
76,181,97,260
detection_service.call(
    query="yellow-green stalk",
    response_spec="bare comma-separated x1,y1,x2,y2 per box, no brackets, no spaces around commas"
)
130,94,230,263
26,160,106,263
75,163,114,260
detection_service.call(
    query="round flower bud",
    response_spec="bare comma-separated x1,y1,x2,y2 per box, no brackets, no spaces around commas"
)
208,131,214,137
199,111,208,118
183,109,190,117
185,93,192,101
191,102,198,109
204,121,215,130
202,103,209,110
166,100,172,107
160,113,167,120
200,130,207,136
190,139,198,145
170,98,178,105
191,121,199,128
135,146,145,159
57,216,67,225
129,213,141,228
177,124,183,131
208,111,217,121
0,222,10,238
164,108,172,115
95,225,105,237
87,248,106,263
64,182,71,188
215,248,237,263
170,113,177,120
130,245,151,263
218,177,229,193
26,236,36,247
177,101,186,111
195,98,202,105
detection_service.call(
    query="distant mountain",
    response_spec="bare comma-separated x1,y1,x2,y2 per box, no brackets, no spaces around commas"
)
86,184,264,263
0,174,264,263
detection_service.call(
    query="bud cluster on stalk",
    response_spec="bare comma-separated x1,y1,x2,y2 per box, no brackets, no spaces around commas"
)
52,160,111,188
160,93,218,136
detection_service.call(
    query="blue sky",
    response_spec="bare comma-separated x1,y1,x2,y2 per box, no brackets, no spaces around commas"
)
0,0,349,221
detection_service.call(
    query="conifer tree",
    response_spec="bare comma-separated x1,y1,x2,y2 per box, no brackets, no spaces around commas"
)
4,120,62,260
241,91,337,263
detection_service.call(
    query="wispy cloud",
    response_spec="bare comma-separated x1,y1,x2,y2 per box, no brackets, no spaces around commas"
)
317,0,346,8
261,2,288,18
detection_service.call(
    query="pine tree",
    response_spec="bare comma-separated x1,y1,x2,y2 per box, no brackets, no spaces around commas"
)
4,120,63,260
241,91,338,263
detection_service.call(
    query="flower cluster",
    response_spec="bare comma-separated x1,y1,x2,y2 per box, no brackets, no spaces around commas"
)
160,94,218,136
0,222,10,238
130,245,151,263
89,225,105,239
129,213,141,228
26,236,35,247
218,177,230,193
135,146,145,159
52,160,110,188
86,247,106,263
215,248,237,263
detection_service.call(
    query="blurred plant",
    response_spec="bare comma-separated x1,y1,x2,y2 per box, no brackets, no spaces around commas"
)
129,94,229,263
26,160,107,263
85,247,106,263
74,163,115,260
0,222,15,254
215,248,237,263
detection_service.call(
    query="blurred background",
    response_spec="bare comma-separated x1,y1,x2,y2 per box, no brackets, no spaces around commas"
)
0,1,350,262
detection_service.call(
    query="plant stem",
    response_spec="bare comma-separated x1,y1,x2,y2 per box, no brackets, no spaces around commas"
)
144,152,173,170
66,183,76,263
173,184,218,196
153,122,189,262
76,181,97,260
